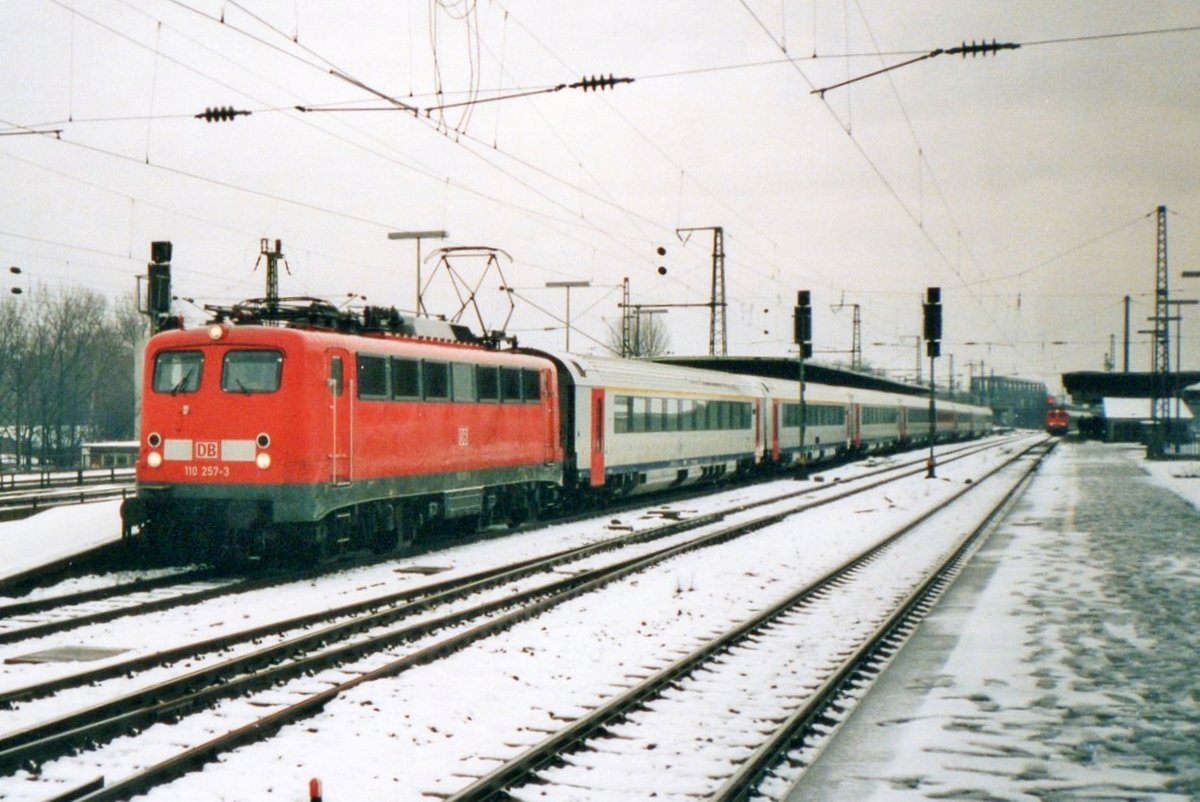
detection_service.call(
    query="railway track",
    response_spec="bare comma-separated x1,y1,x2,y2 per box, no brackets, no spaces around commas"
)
447,438,1052,801
0,434,1042,802
0,436,1013,644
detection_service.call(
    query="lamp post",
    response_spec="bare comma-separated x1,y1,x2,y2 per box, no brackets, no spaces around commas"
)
4,268,24,471
387,230,448,317
545,280,590,352
1167,298,1198,437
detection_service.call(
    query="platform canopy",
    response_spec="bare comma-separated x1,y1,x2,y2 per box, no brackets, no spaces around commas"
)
1062,371,1200,405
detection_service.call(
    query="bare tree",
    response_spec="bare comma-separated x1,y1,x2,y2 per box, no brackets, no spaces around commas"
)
0,288,145,468
606,312,670,358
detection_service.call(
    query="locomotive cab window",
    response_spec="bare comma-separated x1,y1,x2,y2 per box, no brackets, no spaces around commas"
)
329,357,343,396
152,350,203,394
222,350,283,394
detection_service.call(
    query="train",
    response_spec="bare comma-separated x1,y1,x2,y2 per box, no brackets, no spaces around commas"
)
121,298,993,561
1045,406,1071,436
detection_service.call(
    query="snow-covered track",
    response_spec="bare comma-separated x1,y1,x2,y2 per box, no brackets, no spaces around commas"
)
445,439,1053,801
0,436,1038,801
0,570,240,645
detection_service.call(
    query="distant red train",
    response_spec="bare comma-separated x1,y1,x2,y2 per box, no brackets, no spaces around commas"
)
1045,407,1070,436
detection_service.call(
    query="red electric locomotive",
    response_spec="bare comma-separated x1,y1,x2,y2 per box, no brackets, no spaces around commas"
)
1045,406,1070,436
122,299,563,560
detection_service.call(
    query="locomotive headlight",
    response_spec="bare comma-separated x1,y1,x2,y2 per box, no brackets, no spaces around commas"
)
255,452,272,470
208,324,225,341
147,451,163,468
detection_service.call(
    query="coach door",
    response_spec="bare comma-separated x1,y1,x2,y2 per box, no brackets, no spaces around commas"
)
328,350,352,486
589,388,605,487
848,402,862,450
771,399,781,462
753,399,762,464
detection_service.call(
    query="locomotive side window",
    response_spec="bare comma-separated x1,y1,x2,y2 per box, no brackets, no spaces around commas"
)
423,361,450,400
222,350,282,394
392,358,421,399
476,365,499,402
452,363,475,402
357,354,389,399
500,367,522,402
152,351,203,394
521,369,541,403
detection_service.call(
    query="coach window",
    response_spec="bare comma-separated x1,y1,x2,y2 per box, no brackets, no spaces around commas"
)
452,363,475,402
392,358,420,400
357,354,389,399
476,365,499,402
679,399,695,431
614,396,631,434
704,400,719,430
152,350,203,394
500,367,522,403
222,350,283,394
423,361,450,401
521,369,541,403
651,398,668,432
631,397,648,433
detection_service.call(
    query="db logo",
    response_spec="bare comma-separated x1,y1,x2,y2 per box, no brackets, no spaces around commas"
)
195,441,219,460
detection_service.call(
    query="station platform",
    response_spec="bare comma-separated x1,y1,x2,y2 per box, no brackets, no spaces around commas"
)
786,440,1200,801
0,500,124,593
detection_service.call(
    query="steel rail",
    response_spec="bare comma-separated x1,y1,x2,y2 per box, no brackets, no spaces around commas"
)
707,441,1052,800
444,439,1051,800
4,437,1036,798
0,434,1023,707
0,569,215,620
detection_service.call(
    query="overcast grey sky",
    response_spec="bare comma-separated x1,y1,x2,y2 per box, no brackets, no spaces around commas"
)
3,1,1199,391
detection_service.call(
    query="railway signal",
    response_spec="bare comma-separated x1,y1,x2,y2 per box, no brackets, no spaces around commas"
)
794,291,812,479
923,286,942,357
146,241,175,335
794,291,813,359
924,287,941,477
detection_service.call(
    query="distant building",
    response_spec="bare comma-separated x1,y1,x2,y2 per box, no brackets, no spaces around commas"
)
969,375,1047,429
79,441,139,469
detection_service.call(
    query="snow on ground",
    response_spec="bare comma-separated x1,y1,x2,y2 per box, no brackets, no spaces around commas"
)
0,500,123,584
116,441,1037,802
788,440,1200,802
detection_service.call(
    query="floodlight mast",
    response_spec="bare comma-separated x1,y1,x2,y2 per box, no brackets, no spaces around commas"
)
388,230,448,316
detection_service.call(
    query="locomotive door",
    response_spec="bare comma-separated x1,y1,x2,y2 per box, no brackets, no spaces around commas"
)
589,388,605,487
327,349,352,486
